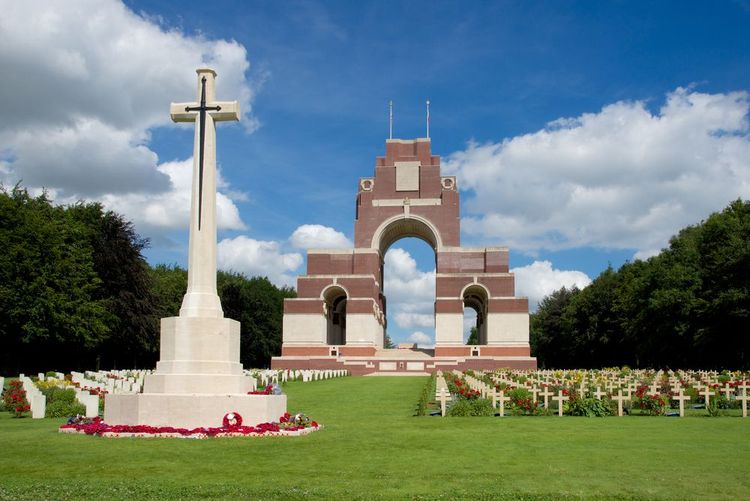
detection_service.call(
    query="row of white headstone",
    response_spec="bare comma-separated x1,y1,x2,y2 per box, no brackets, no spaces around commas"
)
248,369,349,386
8,370,152,419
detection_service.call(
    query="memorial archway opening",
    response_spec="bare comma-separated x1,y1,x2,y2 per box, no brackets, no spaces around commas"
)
382,236,437,349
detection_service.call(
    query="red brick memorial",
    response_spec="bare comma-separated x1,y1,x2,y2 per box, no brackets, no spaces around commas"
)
272,138,537,374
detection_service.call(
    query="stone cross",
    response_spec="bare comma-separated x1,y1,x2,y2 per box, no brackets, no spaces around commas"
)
539,387,553,409
497,390,511,417
436,387,450,417
719,384,734,401
552,390,569,417
701,386,715,408
170,69,240,318
529,386,540,403
649,381,660,397
737,383,749,418
612,389,629,417
672,389,691,417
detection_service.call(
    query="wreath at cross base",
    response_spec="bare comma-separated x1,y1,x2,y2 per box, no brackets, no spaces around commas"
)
222,412,243,428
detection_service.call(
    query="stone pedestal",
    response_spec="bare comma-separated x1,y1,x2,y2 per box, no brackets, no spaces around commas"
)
104,393,286,429
105,316,286,428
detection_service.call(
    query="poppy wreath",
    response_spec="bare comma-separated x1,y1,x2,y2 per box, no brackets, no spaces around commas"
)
222,412,243,428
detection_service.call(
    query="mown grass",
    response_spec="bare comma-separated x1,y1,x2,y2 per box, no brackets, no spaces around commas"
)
0,376,749,500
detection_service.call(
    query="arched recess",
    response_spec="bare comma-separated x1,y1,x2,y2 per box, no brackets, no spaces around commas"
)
371,214,442,299
322,285,348,345
370,214,443,258
462,284,490,345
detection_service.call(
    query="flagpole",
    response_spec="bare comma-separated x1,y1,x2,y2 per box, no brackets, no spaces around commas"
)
426,99,430,139
389,100,393,139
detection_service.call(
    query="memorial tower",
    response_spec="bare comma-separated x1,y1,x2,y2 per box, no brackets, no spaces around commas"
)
274,137,536,374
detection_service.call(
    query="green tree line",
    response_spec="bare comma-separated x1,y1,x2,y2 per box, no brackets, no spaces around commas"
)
531,199,750,369
0,186,294,374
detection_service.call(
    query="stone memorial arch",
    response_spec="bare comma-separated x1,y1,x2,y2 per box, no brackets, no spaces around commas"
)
273,138,535,373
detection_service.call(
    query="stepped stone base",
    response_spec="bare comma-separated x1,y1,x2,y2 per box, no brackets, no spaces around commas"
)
104,393,287,429
105,314,288,429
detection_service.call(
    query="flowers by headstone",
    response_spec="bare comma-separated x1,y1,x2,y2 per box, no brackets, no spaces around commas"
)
3,380,31,418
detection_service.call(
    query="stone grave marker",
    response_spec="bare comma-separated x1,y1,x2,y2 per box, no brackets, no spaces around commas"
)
672,389,691,417
436,387,450,417
612,389,629,417
737,383,749,418
552,390,569,417
539,387,552,409
701,386,715,408
593,387,606,400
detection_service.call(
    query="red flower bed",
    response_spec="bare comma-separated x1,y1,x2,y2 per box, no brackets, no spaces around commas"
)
59,413,320,439
3,380,30,417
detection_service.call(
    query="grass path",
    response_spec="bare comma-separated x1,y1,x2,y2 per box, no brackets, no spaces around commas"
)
1,376,749,499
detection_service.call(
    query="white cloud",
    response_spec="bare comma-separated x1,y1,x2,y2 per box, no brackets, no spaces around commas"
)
95,158,246,231
289,224,352,249
444,87,750,256
511,260,591,311
0,0,256,201
383,248,435,330
407,331,434,348
218,236,303,288
394,313,434,329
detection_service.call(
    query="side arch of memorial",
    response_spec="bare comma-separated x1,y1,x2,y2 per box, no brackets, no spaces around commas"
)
274,138,535,373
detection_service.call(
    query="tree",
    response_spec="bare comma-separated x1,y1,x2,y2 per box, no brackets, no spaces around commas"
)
384,333,396,349
218,272,296,368
150,264,187,320
0,186,111,373
466,327,479,345
530,286,579,367
695,199,750,367
68,203,160,369
531,199,750,369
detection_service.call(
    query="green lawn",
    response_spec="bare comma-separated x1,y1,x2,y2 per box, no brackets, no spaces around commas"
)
1,376,749,500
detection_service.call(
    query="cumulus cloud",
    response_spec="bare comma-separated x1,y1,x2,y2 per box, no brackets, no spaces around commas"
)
289,224,352,249
511,260,591,311
407,331,434,348
394,313,434,329
96,158,246,231
217,236,303,288
383,248,436,330
0,0,256,203
444,87,750,257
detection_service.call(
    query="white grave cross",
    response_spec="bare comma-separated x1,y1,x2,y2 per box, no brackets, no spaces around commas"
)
672,389,691,417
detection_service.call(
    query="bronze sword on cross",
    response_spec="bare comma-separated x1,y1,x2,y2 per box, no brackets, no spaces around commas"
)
185,76,221,230
170,69,240,230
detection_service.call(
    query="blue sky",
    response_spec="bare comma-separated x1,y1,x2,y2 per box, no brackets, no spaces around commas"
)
1,1,749,346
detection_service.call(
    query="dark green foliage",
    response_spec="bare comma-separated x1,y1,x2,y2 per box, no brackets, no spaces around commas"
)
0,186,111,373
466,326,478,345
384,333,395,349
67,203,160,369
532,199,750,369
149,264,187,319
44,387,86,418
447,398,494,417
217,271,296,368
567,396,613,417
40,387,76,404
415,372,436,416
